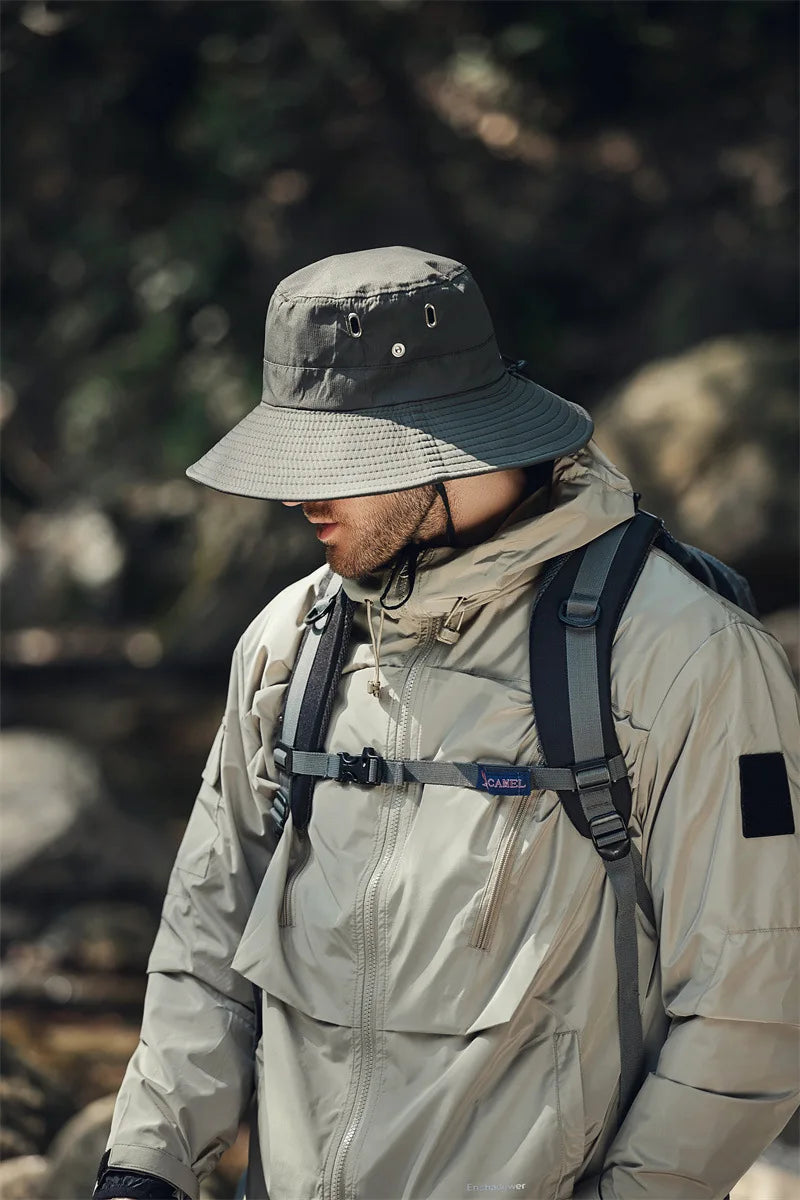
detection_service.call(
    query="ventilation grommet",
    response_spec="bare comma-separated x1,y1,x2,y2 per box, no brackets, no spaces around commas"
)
425,303,437,328
348,312,362,337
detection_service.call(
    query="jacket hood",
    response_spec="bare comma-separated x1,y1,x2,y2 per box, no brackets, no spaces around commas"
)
340,439,637,629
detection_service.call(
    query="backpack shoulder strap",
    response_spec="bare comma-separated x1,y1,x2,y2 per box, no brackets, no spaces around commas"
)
529,510,662,1120
270,568,354,838
530,510,661,838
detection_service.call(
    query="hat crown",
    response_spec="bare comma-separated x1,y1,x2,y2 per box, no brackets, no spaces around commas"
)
263,246,504,412
277,245,466,299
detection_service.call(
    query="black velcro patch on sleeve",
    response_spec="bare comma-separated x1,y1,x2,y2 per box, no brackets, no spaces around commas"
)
739,752,795,838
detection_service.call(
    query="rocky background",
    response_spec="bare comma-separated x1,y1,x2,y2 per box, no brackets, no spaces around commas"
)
1,2,797,1196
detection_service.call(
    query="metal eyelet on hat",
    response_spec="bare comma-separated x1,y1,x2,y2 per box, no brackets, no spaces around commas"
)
348,313,362,337
391,342,405,357
425,303,437,328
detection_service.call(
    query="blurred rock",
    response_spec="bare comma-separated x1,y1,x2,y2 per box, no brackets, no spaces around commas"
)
1,729,174,905
1,962,146,1012
30,902,158,974
0,1039,75,1160
732,1159,800,1200
596,336,798,613
2,503,126,629
762,609,799,681
40,1093,116,1200
0,1154,49,1199
0,521,16,582
2,730,103,874
0,905,43,954
0,1011,140,1110
2,902,156,1012
779,1109,800,1150
0,1078,43,1160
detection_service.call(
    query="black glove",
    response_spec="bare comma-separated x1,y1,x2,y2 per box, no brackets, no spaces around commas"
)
92,1149,186,1199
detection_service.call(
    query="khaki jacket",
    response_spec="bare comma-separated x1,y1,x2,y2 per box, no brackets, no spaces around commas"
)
105,442,800,1200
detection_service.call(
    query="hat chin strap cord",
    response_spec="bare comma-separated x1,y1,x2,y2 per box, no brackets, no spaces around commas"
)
379,480,459,611
434,480,459,549
379,541,419,610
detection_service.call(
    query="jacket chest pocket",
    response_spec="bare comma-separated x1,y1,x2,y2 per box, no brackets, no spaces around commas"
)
551,1029,587,1198
278,827,312,928
470,789,542,952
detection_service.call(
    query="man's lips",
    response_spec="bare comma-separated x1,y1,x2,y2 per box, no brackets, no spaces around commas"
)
311,521,338,540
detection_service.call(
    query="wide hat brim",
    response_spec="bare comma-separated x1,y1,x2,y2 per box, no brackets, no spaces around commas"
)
185,369,593,502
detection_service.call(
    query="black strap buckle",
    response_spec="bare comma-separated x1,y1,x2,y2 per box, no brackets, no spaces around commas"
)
304,592,337,629
273,742,293,773
268,787,290,836
573,758,613,793
338,746,383,786
589,810,630,860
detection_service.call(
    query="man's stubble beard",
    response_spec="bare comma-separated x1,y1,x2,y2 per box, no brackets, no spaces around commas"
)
324,484,441,580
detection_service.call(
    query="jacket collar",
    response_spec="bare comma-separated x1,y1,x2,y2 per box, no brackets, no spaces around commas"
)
340,440,636,629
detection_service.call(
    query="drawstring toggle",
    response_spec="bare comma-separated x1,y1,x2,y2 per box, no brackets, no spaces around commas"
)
365,598,386,700
436,597,468,644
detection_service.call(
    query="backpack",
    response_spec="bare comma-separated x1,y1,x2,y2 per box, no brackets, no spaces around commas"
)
261,507,757,1130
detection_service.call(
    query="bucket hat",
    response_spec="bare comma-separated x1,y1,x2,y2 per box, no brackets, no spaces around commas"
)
185,246,593,501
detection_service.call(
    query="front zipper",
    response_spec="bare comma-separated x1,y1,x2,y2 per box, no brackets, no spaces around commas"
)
324,614,443,1200
470,788,541,951
279,827,311,928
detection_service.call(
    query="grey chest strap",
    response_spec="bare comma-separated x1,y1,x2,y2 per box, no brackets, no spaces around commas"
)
276,744,629,795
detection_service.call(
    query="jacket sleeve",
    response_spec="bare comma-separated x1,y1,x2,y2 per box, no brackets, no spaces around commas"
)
102,634,281,1200
593,619,800,1200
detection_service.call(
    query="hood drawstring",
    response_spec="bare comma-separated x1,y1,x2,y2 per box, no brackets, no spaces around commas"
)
365,598,386,699
368,540,418,698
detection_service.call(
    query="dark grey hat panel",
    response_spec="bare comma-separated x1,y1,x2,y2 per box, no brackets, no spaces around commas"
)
277,245,465,300
264,270,494,367
263,336,504,411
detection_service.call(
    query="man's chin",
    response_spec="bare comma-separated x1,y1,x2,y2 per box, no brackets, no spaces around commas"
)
325,547,396,581
321,548,361,581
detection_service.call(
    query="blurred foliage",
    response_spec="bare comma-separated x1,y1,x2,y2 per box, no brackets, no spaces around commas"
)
0,0,797,660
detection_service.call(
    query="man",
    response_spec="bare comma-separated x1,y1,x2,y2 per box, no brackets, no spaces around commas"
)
94,247,800,1200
